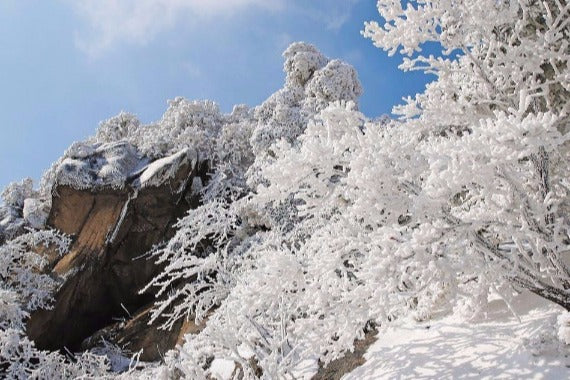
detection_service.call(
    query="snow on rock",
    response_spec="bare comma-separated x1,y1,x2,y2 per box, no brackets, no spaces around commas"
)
137,147,198,189
22,198,49,229
55,141,141,190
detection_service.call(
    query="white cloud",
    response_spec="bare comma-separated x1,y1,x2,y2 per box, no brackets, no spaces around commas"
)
68,0,283,56
67,0,361,57
297,0,361,31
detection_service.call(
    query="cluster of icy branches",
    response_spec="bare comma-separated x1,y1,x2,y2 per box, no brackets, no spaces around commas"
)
146,1,570,378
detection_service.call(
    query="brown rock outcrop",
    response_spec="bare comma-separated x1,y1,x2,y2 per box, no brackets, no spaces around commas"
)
27,149,207,360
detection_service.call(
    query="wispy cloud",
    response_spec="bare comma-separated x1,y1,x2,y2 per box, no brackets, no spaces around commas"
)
298,0,362,31
68,0,283,57
182,60,202,79
66,0,361,57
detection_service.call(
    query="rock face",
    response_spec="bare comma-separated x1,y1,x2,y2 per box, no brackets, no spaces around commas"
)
27,148,207,360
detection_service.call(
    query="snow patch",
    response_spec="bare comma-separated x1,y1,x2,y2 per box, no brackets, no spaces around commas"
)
137,147,197,189
209,358,235,379
290,357,319,379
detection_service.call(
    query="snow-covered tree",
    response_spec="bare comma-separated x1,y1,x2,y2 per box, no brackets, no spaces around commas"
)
363,0,570,310
247,42,362,188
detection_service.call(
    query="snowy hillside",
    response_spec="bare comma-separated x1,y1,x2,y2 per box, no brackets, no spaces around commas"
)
1,1,569,379
346,292,569,380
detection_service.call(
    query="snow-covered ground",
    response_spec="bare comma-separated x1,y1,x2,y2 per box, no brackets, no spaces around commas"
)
202,292,570,380
345,292,569,379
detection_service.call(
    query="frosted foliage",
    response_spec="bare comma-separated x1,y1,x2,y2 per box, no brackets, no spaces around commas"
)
5,20,570,377
142,199,242,329
1,178,35,208
251,88,304,156
304,60,363,113
1,178,40,241
136,97,222,158
216,120,254,173
0,42,373,378
0,230,70,314
363,0,570,121
207,119,255,200
227,103,252,123
172,220,438,378
167,108,403,378
38,158,63,200
56,140,141,189
248,43,363,189
0,330,111,380
255,102,365,220
95,111,140,143
0,229,151,378
176,249,309,378
209,104,255,200
251,43,361,157
251,102,472,325
283,42,328,87
0,208,24,243
361,0,570,310
346,121,426,228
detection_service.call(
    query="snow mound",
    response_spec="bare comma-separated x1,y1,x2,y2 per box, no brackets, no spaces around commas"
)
136,147,198,189
55,141,142,190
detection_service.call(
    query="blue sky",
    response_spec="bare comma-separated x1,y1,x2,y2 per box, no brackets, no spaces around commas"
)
0,0,433,192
